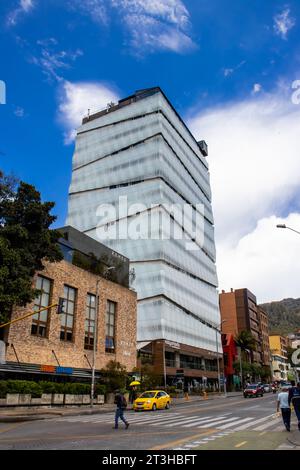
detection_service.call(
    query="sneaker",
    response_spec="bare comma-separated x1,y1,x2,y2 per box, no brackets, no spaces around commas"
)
125,422,130,429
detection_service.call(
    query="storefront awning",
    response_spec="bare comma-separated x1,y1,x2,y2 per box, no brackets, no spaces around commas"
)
137,341,151,350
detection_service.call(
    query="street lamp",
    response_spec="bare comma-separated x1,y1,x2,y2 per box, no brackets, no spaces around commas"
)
215,320,227,395
276,224,300,235
91,279,100,408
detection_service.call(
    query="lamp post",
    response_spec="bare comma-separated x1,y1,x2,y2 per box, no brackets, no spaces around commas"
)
276,224,300,235
215,320,227,395
91,279,100,408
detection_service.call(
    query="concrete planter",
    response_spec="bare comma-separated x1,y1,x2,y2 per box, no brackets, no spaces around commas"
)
74,395,83,405
82,395,90,405
97,394,105,404
31,398,42,406
6,394,20,405
41,394,52,405
52,394,64,405
19,394,31,405
105,392,115,404
64,394,76,405
0,398,7,406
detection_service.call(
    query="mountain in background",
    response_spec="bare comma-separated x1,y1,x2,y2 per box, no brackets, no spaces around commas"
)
260,298,300,335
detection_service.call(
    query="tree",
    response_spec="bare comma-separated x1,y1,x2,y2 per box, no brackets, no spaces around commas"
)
0,170,63,324
100,360,128,393
235,330,256,361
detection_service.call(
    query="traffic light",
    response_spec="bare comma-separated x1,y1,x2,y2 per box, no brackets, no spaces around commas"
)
57,297,66,314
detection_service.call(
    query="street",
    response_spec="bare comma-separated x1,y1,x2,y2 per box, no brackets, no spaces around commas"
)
0,394,298,450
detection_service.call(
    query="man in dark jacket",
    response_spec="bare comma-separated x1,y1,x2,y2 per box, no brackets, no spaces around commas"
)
113,390,129,430
288,381,300,430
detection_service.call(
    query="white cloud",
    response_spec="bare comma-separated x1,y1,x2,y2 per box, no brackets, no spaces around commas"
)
252,83,262,94
14,106,25,117
7,0,35,26
273,7,295,39
29,45,83,83
188,87,300,302
58,80,119,144
72,0,196,54
217,214,300,303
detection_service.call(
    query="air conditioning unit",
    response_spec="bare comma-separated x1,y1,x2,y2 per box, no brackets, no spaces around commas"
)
197,140,208,157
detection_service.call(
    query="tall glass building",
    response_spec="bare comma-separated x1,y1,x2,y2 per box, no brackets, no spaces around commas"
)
66,88,222,385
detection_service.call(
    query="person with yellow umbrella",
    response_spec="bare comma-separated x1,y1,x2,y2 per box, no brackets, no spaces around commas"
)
129,380,140,404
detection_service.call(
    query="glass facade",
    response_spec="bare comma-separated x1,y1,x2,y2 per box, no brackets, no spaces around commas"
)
67,89,221,353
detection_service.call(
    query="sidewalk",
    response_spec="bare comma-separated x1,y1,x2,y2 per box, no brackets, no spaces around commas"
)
0,392,242,423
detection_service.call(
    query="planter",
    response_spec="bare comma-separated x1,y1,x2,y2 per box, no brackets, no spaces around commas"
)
31,398,42,406
105,392,115,404
74,395,83,405
19,394,31,405
52,394,64,405
41,394,52,405
97,394,105,405
6,394,20,405
0,398,7,406
82,395,90,405
65,394,76,405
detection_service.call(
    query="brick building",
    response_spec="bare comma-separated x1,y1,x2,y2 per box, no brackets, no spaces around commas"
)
0,226,137,382
219,288,270,366
257,307,271,367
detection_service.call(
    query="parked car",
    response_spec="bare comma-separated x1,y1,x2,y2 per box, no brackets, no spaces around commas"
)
262,384,272,393
133,390,171,411
243,384,264,398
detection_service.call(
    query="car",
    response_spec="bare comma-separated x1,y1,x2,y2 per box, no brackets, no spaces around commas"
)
243,384,264,398
133,390,171,411
262,384,272,393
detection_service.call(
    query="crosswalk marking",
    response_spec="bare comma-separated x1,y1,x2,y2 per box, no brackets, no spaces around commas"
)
217,417,253,430
197,416,240,429
54,411,288,434
234,414,274,431
163,416,218,427
180,416,229,428
253,418,281,431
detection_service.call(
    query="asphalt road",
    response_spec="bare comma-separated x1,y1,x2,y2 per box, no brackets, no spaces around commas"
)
0,394,298,450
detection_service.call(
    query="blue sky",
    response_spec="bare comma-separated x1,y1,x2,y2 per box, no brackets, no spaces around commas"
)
1,0,300,302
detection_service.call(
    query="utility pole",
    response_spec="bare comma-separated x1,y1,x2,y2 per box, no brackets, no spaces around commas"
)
91,279,100,408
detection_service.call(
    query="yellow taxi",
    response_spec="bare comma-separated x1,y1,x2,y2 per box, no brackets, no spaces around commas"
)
133,390,171,411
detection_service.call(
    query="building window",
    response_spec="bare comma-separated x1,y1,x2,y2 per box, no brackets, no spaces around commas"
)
85,294,96,350
105,300,116,353
31,276,52,337
60,285,76,342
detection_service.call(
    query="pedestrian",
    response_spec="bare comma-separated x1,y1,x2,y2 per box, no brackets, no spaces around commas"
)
288,381,300,431
277,386,291,432
184,383,189,401
113,389,129,430
129,386,137,404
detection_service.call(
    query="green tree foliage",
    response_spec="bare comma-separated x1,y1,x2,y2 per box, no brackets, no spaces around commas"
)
0,170,63,323
260,299,300,335
100,360,128,392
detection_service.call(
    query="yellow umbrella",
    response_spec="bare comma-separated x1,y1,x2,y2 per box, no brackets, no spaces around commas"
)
129,381,140,386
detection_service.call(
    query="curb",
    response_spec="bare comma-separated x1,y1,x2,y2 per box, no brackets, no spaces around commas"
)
0,394,242,423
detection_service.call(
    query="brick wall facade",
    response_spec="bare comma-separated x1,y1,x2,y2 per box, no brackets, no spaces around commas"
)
5,259,137,372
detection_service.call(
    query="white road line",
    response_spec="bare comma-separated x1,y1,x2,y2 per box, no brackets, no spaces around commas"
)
198,416,240,429
217,417,253,430
181,416,230,428
234,414,274,431
253,418,281,431
163,416,217,427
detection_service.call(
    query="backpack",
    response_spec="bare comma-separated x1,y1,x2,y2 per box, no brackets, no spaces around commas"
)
120,395,127,409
